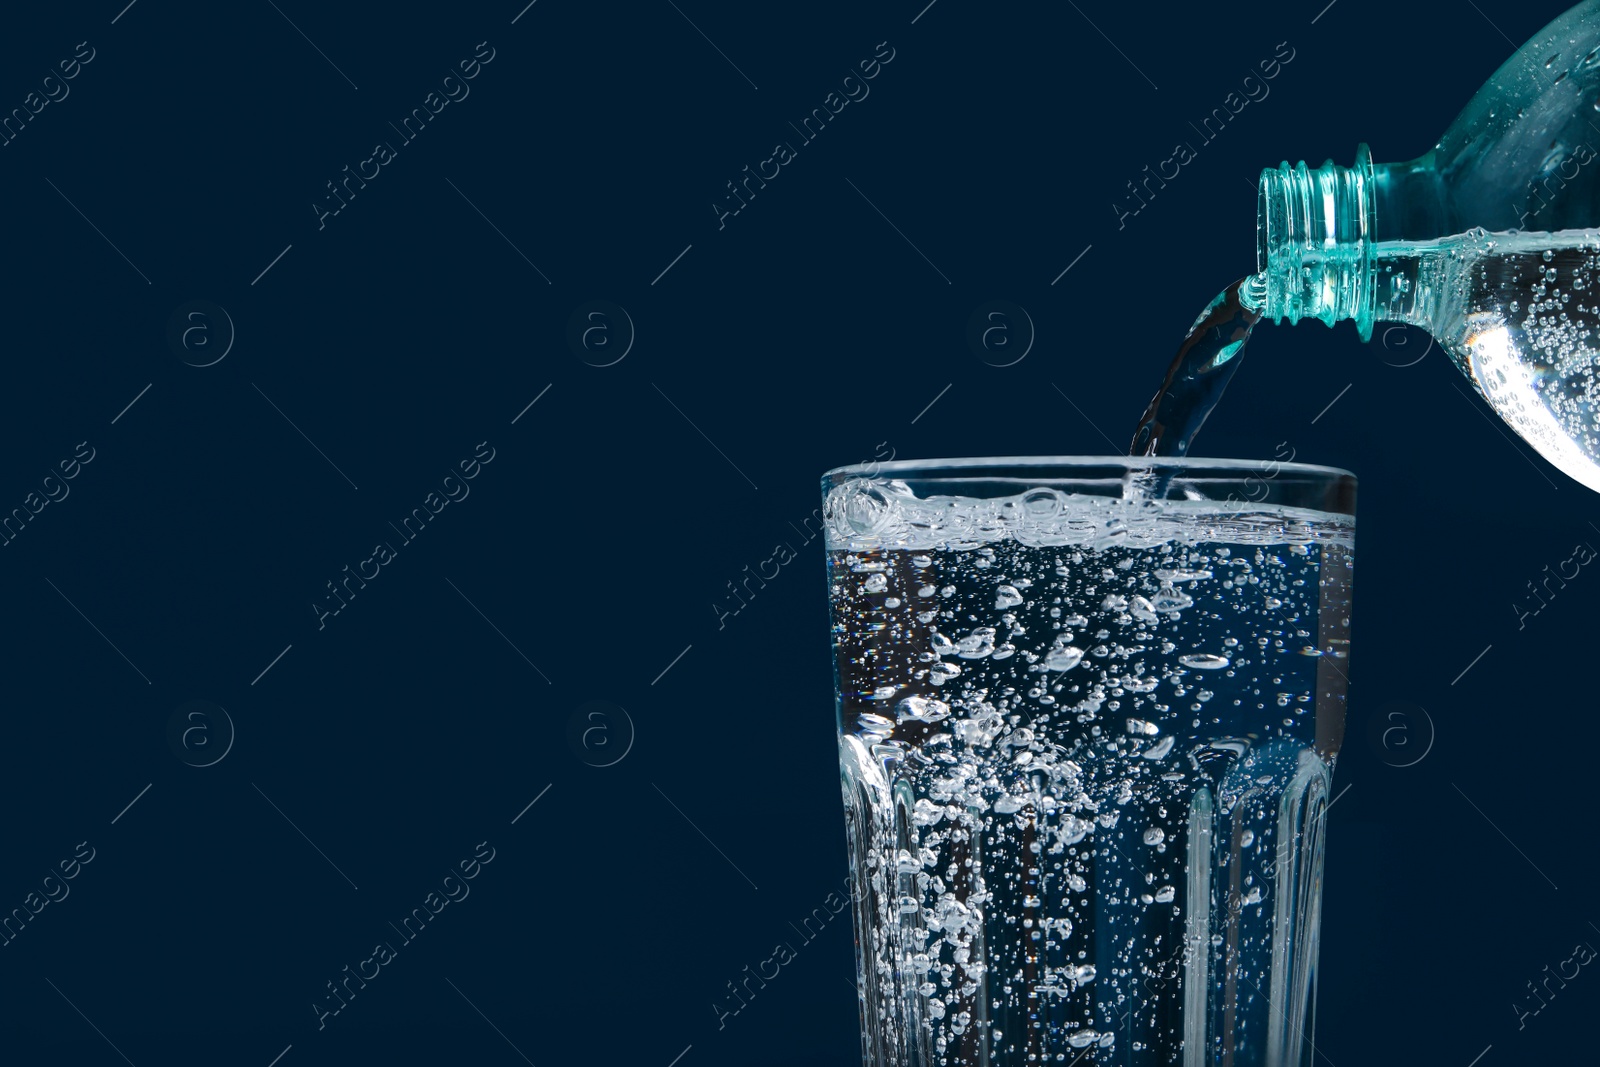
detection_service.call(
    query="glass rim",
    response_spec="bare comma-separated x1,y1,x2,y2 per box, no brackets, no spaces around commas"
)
820,454,1355,552
822,455,1357,482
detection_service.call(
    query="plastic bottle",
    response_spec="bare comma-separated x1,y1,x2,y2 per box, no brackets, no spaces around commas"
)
1251,0,1600,489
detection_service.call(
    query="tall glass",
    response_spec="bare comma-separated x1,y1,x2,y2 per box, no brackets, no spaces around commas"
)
822,457,1355,1067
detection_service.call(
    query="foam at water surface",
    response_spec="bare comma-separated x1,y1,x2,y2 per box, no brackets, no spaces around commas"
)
823,477,1354,553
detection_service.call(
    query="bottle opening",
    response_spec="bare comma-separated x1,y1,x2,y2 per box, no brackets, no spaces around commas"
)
1255,145,1378,340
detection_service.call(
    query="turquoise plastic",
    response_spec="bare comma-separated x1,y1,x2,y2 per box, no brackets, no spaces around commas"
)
1249,0,1600,493
1253,0,1600,340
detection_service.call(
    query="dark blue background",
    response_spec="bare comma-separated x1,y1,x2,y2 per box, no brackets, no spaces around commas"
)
0,1,1588,1064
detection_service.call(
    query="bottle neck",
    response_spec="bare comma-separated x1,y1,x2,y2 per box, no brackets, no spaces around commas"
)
1253,146,1446,340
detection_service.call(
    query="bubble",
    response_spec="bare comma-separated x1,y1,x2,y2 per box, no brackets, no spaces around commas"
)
1141,736,1176,760
1151,589,1195,612
1043,645,1085,671
1020,487,1065,518
1155,568,1212,582
841,483,893,535
898,696,952,722
955,627,997,659
1178,653,1231,670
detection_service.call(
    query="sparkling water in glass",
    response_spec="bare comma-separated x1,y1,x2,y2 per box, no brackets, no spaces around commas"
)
823,458,1355,1066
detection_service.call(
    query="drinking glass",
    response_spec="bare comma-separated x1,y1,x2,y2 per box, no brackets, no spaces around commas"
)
822,457,1355,1066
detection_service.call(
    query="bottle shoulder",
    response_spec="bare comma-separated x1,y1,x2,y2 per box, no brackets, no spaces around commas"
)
1429,0,1600,231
